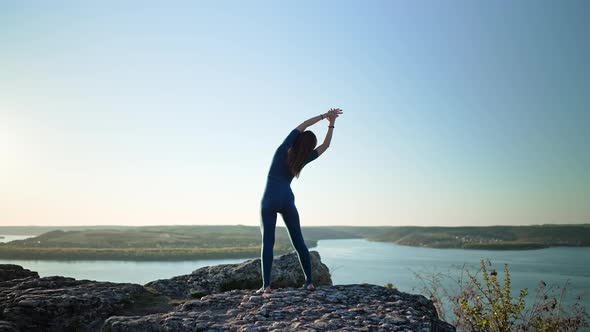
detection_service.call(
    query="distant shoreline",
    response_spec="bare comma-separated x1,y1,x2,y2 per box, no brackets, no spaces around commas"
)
0,224,588,260
367,238,550,250
2,240,588,262
0,247,267,261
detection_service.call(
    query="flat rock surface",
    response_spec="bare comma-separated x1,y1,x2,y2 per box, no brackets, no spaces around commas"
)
103,284,456,332
0,274,171,332
146,250,332,299
0,320,18,332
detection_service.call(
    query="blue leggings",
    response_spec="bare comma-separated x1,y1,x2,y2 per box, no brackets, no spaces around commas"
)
260,198,313,289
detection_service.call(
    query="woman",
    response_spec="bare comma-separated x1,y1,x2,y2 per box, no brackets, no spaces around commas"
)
257,108,343,294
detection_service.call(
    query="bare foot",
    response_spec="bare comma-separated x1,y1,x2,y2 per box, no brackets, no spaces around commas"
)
256,286,272,294
256,287,270,294
303,283,316,291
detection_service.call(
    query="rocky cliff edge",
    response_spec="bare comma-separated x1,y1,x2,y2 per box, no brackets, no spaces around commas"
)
0,251,454,331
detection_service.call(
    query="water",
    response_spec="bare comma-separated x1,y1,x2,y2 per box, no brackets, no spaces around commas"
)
1,237,588,312
317,239,590,313
316,239,590,298
0,258,253,284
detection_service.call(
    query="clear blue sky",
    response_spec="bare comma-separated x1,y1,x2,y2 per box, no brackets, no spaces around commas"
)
1,0,588,226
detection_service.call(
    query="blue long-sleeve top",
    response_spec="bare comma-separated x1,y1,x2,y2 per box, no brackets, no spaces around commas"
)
261,129,319,202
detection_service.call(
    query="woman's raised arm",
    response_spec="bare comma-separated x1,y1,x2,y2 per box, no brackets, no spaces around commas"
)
315,108,342,156
296,108,343,132
295,113,328,132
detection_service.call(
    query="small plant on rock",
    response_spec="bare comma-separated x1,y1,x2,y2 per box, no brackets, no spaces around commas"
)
384,282,395,289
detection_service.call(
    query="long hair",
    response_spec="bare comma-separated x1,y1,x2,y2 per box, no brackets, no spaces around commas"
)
286,130,317,178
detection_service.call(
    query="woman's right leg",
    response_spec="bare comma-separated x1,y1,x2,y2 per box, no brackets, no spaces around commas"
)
260,205,277,289
281,202,314,286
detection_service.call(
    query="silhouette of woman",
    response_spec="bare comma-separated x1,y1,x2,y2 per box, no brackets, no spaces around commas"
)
257,108,343,294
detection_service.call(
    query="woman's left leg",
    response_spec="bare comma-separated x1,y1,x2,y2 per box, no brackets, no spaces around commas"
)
281,202,313,285
260,205,277,289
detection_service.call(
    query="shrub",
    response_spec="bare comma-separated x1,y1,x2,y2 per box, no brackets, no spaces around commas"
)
452,259,527,331
413,259,589,331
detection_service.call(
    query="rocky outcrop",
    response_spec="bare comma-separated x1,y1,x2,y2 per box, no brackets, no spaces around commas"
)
0,320,18,332
146,250,332,299
104,284,455,332
0,265,38,282
0,251,455,331
0,271,171,332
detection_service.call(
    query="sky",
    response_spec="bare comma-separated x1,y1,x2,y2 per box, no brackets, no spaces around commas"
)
1,0,588,227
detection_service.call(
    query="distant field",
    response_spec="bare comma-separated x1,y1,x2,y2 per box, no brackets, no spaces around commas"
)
0,225,295,260
0,224,588,260
366,225,590,249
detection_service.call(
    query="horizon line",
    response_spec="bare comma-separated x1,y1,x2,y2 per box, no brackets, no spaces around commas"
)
1,223,588,228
